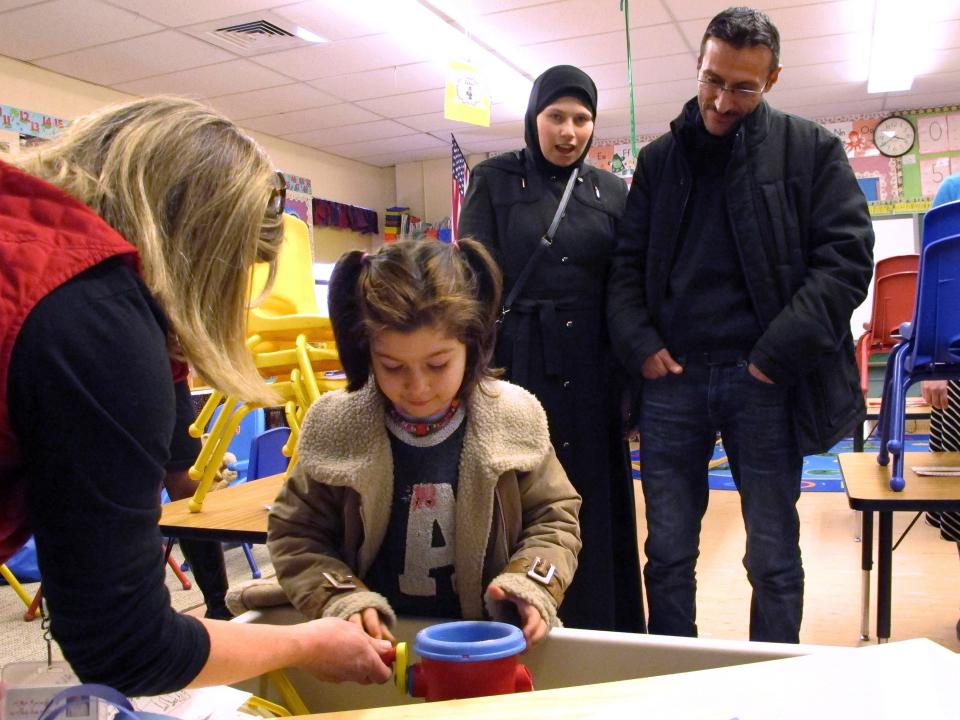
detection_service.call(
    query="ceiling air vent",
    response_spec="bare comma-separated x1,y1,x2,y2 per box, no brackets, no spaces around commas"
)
209,20,295,51
193,14,325,56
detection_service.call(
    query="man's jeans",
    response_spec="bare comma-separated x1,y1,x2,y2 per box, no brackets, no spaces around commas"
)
639,358,804,643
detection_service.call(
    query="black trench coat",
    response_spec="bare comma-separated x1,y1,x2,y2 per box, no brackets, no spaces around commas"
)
459,149,645,632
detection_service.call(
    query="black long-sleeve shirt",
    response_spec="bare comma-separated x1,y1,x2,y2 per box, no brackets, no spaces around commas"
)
8,257,209,695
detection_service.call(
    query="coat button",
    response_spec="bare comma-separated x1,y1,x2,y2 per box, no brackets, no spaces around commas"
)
561,256,569,263
563,380,571,388
562,441,571,449
565,320,574,328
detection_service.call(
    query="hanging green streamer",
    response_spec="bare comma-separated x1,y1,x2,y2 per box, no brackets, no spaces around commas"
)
620,0,637,158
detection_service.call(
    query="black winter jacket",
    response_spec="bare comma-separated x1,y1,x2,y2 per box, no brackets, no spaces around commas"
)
608,98,874,455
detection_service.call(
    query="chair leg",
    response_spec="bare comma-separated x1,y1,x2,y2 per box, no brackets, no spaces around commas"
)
24,585,43,622
242,544,262,579
162,544,193,590
887,348,909,492
0,563,33,608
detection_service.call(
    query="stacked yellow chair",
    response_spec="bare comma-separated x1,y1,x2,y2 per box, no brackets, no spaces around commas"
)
187,214,347,512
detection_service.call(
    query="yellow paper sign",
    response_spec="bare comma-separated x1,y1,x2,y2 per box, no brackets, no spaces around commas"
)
445,59,490,127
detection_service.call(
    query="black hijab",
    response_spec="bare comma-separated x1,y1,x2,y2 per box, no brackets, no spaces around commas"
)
523,65,598,175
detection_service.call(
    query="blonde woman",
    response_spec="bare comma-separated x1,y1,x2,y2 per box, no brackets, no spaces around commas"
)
0,97,391,694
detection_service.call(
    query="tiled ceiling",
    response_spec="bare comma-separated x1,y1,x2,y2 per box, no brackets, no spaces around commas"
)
2,0,959,167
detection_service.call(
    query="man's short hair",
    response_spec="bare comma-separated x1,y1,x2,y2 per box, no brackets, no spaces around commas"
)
700,6,781,72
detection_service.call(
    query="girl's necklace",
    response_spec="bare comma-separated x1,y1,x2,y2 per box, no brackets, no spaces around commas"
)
387,399,461,437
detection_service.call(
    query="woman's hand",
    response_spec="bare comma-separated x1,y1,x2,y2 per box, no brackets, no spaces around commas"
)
485,583,548,646
348,607,396,642
295,617,393,684
922,380,950,410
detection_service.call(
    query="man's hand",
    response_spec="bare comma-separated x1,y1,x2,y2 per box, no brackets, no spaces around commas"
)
641,348,683,380
485,583,549,646
747,363,775,384
922,380,950,410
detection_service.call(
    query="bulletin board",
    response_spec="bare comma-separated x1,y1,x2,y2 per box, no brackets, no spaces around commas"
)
821,104,960,215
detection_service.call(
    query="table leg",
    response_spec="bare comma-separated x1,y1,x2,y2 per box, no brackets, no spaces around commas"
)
853,420,864,453
859,509,873,641
877,511,892,643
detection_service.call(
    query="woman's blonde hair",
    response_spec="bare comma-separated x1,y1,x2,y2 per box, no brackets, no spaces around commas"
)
16,96,283,404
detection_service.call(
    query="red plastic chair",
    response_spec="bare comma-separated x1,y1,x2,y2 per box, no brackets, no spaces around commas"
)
856,255,919,396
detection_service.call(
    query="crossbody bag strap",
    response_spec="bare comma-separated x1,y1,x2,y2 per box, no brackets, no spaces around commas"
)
499,167,579,324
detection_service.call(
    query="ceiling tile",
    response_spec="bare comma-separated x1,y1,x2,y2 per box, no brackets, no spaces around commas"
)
308,63,445,102
766,1,868,40
355,89,446,118
394,111,466,133
207,83,341,120
518,24,689,74
105,0,300,27
35,30,234,85
285,119,418,147
252,34,431,81
460,0,672,48
272,1,398,41
325,132,448,157
241,103,382,135
0,0,43,10
356,145,451,167
113,59,291,98
0,0,161,60
663,0,828,23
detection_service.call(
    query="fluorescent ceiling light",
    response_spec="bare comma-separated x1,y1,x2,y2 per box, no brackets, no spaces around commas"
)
362,0,532,112
867,0,921,93
294,26,327,43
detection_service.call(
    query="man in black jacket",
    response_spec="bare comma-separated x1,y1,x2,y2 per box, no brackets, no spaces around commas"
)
607,7,873,643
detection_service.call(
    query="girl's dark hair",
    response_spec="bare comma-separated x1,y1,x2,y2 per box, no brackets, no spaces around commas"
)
700,7,780,72
328,238,503,398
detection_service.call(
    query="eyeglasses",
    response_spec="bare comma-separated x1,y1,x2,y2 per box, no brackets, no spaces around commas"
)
267,171,286,218
697,76,767,99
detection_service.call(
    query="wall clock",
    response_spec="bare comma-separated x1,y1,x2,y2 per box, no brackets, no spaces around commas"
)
873,116,916,157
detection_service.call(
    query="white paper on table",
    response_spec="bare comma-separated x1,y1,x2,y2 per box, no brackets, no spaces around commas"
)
132,686,251,720
911,466,960,476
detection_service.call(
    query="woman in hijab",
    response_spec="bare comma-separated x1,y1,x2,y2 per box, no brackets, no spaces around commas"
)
459,65,645,633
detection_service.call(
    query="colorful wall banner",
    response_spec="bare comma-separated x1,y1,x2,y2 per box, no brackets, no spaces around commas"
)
444,59,490,128
0,104,68,139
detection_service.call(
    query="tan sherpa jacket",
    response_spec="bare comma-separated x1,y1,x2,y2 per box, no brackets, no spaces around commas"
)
267,378,581,628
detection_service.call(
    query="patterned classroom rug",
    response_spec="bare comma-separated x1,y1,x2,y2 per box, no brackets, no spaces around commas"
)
630,434,930,492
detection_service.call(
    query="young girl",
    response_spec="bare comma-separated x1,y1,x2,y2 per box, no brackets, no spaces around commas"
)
267,238,581,645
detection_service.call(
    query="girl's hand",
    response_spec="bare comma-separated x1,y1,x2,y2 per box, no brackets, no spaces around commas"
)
485,583,548,646
348,607,395,642
922,380,950,410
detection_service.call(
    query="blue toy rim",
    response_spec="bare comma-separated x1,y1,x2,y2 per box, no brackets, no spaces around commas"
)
414,621,526,662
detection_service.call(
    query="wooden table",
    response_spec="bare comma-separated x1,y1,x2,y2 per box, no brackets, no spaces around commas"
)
159,474,284,544
839,452,960,643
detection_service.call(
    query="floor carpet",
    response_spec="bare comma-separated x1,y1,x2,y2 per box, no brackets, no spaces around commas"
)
630,434,930,492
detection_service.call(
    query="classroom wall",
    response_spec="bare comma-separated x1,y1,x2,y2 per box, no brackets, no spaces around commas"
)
395,153,488,227
0,55,395,259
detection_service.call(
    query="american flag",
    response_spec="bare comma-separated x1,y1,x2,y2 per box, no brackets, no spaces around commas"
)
451,134,469,242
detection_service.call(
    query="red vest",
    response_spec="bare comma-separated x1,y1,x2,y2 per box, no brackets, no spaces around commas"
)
0,160,139,563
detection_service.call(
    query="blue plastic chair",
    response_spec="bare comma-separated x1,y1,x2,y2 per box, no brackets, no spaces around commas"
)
239,427,292,579
208,404,266,483
876,231,960,490
920,198,960,248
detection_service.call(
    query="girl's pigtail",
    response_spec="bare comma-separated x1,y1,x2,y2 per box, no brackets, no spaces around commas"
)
329,250,371,391
456,238,503,331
